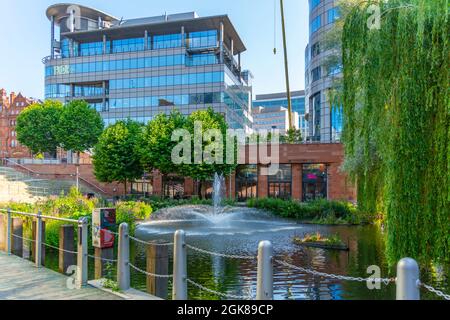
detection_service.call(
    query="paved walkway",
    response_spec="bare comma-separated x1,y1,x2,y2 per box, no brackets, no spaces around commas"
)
0,252,122,300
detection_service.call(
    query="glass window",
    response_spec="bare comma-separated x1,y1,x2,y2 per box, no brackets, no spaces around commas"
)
327,7,341,24
112,38,145,53
310,0,321,12
310,16,321,35
312,66,322,82
236,165,258,201
302,164,327,201
268,164,292,199
153,34,182,49
188,30,218,49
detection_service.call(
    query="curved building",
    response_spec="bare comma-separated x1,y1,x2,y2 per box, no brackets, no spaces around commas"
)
44,3,253,131
305,0,343,142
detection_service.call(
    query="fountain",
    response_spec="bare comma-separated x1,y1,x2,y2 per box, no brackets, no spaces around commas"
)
136,172,303,238
212,173,226,215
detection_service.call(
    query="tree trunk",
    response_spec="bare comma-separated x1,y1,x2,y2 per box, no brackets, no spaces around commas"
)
124,179,127,196
197,181,203,199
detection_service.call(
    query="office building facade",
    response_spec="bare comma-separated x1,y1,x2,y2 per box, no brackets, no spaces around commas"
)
252,106,299,134
253,91,307,138
305,0,343,142
44,4,253,130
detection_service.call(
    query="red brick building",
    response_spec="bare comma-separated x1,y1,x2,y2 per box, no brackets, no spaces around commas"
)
0,89,36,159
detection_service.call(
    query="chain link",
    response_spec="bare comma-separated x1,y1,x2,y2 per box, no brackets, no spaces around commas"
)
42,242,78,255
186,244,256,260
420,282,450,300
187,279,253,300
129,235,173,247
129,263,173,279
275,259,395,285
88,254,117,263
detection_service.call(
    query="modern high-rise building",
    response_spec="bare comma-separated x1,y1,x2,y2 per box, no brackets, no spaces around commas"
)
253,91,307,138
305,0,343,142
44,4,253,131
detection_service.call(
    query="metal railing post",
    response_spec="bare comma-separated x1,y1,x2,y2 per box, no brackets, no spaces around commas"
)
173,230,187,300
6,208,12,255
396,257,420,300
256,240,273,300
76,217,88,288
35,210,42,267
117,223,130,291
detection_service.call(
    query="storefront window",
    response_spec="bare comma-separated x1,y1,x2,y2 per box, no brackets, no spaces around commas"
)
268,164,292,199
164,176,185,199
302,164,328,201
236,165,258,201
131,177,153,196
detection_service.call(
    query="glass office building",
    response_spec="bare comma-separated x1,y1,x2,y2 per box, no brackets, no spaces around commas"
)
253,91,308,139
44,4,253,130
305,0,343,142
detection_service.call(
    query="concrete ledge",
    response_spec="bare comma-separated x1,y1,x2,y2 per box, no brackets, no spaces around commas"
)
88,279,163,300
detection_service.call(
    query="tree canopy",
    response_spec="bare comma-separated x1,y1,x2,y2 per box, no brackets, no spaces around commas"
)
140,111,186,175
93,120,144,194
56,100,104,155
180,108,238,182
16,100,63,155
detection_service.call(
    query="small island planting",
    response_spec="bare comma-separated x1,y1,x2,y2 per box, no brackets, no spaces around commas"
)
293,232,349,251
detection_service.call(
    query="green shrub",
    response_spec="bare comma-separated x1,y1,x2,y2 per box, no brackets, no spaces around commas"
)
115,201,153,235
247,198,363,224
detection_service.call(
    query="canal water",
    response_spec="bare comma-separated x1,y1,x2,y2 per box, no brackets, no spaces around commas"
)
42,205,449,300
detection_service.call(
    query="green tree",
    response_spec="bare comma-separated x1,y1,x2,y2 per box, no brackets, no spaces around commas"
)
140,111,186,175
56,100,104,189
341,0,449,264
93,120,144,194
56,100,104,155
16,100,63,156
281,128,303,144
181,108,237,198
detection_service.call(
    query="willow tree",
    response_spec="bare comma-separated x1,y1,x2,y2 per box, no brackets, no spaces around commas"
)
341,0,449,265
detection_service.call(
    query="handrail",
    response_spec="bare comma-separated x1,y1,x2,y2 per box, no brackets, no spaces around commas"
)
0,208,82,224
1,158,109,196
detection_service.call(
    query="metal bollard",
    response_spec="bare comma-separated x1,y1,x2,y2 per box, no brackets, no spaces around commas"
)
173,230,187,300
117,223,130,291
396,257,420,300
76,217,88,288
6,208,12,255
256,240,273,300
35,210,42,267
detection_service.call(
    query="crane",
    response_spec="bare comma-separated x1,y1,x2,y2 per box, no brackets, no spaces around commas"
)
277,0,294,131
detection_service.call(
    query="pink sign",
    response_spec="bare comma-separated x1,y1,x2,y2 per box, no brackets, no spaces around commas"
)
307,174,317,180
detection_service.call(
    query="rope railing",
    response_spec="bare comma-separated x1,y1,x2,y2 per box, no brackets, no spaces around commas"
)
274,259,395,285
186,244,257,260
187,278,254,300
11,233,35,243
129,262,173,279
128,235,173,247
420,282,450,301
42,242,78,255
88,254,118,263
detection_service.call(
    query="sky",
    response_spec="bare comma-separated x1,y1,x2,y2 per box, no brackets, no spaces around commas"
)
0,0,309,100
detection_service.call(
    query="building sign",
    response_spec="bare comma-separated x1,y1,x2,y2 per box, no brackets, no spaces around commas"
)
54,65,71,75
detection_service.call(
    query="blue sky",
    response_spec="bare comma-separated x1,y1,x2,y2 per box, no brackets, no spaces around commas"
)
0,0,309,99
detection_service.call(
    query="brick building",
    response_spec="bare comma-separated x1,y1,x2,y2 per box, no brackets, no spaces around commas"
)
0,89,36,159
